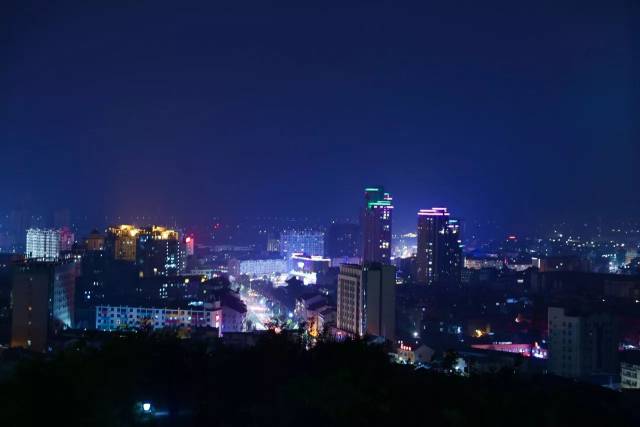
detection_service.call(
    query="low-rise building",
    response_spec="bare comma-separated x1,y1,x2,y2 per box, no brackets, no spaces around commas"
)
95,304,221,332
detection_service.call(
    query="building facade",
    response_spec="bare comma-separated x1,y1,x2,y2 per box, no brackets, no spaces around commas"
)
336,263,396,341
337,264,365,336
548,306,619,379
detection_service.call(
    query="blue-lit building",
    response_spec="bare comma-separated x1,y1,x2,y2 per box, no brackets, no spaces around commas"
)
96,304,221,332
280,229,324,257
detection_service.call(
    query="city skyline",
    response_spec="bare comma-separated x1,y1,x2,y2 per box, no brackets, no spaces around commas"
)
1,2,639,423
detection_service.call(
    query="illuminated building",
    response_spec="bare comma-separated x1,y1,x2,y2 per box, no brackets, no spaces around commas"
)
289,253,331,285
10,260,78,352
106,225,140,261
416,208,462,285
184,236,195,256
471,342,548,358
95,304,221,332
136,226,181,277
85,229,105,251
280,229,324,257
548,306,619,379
337,263,395,341
227,258,288,277
337,264,365,336
396,343,435,365
464,256,503,270
325,223,360,258
25,228,62,260
362,187,393,264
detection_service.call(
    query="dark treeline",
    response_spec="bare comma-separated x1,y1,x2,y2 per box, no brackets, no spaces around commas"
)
0,333,638,427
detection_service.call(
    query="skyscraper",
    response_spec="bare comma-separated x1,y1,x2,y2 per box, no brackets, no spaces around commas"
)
337,263,395,341
25,228,62,260
416,208,462,285
361,187,393,264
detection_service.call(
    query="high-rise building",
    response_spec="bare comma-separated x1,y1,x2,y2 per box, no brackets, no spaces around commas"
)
136,226,181,277
325,223,361,259
184,236,195,256
10,260,78,352
548,306,619,379
106,225,140,261
416,208,462,285
26,228,62,260
337,263,395,341
361,187,393,264
280,229,324,257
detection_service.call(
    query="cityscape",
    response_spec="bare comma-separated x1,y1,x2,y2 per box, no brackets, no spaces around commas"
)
2,1,638,426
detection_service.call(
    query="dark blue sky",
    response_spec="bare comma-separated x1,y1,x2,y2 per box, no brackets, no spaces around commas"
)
2,0,637,232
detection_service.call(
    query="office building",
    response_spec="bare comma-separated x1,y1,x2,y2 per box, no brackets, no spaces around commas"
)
362,187,393,264
26,228,62,260
11,260,78,352
416,208,462,285
548,306,619,379
325,223,361,259
336,263,395,341
280,229,324,257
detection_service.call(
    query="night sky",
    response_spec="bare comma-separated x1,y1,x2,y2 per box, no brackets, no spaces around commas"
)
2,1,637,232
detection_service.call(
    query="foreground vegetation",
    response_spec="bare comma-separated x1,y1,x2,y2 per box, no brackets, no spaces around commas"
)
0,332,637,426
